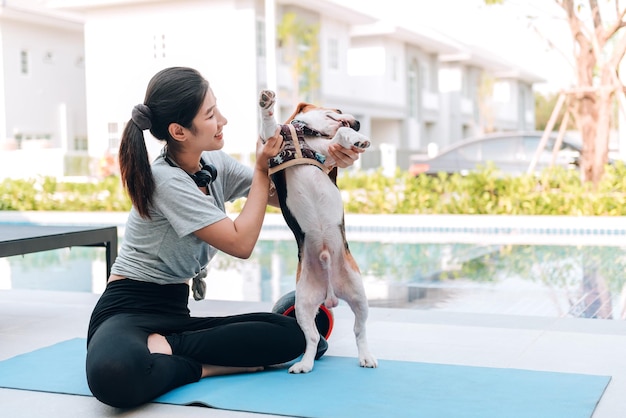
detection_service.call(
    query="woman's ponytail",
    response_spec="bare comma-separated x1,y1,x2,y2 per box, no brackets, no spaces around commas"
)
118,110,155,219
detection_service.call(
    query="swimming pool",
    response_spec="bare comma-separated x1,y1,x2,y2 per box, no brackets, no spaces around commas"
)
2,213,625,320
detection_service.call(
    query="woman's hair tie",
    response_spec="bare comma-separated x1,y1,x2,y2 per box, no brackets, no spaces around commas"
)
131,104,152,131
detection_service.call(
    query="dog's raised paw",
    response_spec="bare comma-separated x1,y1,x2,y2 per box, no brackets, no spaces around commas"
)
259,90,276,110
354,140,371,149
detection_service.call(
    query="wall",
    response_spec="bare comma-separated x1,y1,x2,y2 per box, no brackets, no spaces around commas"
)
82,0,259,160
1,19,85,151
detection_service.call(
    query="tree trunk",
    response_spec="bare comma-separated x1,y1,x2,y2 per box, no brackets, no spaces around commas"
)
559,0,626,185
573,92,598,183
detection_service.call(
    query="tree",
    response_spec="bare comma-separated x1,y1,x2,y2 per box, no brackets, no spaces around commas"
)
276,12,320,104
557,0,626,185
492,1,626,185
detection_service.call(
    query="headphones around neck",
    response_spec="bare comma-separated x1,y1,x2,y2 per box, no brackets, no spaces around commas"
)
164,154,218,188
190,160,218,187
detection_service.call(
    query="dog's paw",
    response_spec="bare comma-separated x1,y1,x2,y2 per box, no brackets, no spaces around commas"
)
335,127,371,150
259,90,276,111
288,360,314,374
352,131,371,149
354,138,371,149
359,354,378,368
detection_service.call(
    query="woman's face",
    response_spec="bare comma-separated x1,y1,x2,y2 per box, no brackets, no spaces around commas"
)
189,88,228,151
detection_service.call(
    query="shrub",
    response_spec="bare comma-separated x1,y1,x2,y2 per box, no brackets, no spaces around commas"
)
1,163,625,215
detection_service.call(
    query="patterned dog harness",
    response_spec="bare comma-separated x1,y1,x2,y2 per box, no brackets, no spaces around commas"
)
268,121,329,175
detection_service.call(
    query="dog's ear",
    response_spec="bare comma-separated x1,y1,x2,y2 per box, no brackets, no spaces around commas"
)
284,102,315,123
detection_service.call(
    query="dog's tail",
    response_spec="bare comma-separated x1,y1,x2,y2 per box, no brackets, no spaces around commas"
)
319,248,339,308
319,248,331,270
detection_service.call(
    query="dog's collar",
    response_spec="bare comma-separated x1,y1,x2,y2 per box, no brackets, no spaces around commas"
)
290,120,328,138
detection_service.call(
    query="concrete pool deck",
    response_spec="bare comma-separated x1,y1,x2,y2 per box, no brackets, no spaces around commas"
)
0,288,625,418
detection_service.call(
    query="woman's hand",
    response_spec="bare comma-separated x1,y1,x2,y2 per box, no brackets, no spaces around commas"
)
195,129,283,259
255,128,283,173
328,143,365,168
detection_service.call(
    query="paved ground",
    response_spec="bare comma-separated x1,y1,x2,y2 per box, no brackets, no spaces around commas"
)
0,289,625,418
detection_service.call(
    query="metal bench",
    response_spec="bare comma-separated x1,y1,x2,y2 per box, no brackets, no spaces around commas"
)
0,224,118,278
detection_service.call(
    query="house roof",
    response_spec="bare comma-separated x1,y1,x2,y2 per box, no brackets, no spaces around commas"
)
280,0,376,25
350,21,462,55
440,43,545,84
1,2,83,30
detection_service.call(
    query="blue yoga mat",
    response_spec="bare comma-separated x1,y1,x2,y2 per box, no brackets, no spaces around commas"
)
0,338,611,418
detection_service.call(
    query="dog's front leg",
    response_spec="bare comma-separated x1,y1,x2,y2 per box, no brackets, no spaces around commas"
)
331,126,371,150
258,90,278,142
307,127,371,166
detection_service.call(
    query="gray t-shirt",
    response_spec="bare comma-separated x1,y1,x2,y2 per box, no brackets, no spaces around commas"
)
110,150,253,285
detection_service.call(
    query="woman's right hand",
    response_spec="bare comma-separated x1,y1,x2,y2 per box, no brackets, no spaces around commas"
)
195,128,284,259
255,128,283,173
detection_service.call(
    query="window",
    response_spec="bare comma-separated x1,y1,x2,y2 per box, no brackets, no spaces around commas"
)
256,19,265,58
73,136,88,152
20,50,29,75
420,62,429,90
328,38,338,70
481,139,517,162
408,63,418,118
153,34,166,59
456,143,481,162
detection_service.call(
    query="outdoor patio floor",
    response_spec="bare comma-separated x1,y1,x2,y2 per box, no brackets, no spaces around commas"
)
0,288,625,418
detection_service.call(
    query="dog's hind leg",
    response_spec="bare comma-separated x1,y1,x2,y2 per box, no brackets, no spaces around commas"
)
288,242,331,374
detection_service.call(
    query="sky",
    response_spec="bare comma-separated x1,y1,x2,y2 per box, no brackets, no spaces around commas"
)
333,0,576,94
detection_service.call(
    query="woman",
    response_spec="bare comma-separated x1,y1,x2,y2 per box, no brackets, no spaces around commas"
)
85,67,362,408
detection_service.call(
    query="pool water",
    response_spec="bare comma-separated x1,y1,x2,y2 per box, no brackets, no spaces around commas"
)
3,239,624,320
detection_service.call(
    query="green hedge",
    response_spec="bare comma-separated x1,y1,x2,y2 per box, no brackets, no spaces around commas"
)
0,175,130,212
338,161,626,215
2,162,626,215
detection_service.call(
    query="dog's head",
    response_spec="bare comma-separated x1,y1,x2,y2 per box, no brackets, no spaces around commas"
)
285,103,360,138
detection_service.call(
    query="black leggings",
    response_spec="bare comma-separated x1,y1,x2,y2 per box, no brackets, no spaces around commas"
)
86,279,305,408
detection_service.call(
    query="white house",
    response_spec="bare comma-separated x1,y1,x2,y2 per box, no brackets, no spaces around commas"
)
4,0,542,179
0,1,86,179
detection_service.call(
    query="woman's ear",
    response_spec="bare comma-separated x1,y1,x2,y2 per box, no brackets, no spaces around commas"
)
168,123,186,142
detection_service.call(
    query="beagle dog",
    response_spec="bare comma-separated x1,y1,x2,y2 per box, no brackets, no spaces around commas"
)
258,90,377,373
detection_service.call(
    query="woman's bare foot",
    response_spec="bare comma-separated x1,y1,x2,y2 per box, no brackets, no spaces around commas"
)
201,364,264,378
147,333,172,355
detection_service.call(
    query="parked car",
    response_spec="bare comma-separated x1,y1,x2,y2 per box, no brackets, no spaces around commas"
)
409,131,583,177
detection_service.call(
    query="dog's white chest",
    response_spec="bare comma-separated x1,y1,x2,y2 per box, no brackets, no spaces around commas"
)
284,166,344,231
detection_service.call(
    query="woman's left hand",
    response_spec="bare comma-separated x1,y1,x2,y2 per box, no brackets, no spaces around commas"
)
328,143,365,168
